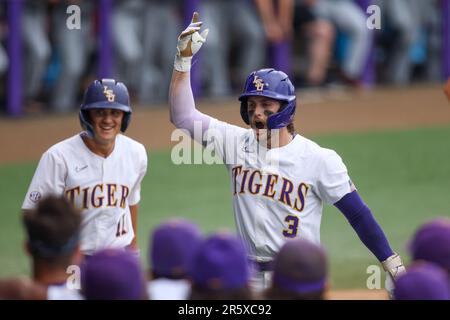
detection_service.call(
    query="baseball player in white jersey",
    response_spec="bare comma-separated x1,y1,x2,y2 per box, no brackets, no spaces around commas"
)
169,12,406,297
22,79,147,256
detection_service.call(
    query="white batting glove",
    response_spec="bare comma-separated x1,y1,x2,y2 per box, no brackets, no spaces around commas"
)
174,12,209,73
382,253,406,299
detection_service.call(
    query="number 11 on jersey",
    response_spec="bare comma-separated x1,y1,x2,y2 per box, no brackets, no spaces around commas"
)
116,214,128,237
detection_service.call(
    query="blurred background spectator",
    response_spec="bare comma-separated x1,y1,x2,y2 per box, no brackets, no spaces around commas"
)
199,0,266,98
111,0,145,97
50,0,95,113
376,0,444,85
313,0,370,87
139,0,182,105
292,0,335,87
1,0,449,116
22,0,51,113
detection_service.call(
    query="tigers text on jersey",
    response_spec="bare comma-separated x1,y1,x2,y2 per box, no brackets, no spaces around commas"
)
22,133,148,255
206,119,352,261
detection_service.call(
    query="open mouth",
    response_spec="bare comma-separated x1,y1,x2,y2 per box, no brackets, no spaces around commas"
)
254,121,265,129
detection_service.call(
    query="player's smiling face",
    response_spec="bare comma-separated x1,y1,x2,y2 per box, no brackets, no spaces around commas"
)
247,96,281,138
88,108,124,144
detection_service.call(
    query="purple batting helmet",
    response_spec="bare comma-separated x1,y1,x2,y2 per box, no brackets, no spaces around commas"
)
190,232,250,290
81,249,145,300
394,262,450,300
238,68,296,129
79,79,132,137
150,218,203,278
409,218,450,274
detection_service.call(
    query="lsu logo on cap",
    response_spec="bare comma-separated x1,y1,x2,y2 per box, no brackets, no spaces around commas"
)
103,86,116,102
253,75,265,92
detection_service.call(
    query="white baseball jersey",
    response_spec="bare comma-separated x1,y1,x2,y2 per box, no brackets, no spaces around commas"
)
47,285,84,300
147,279,191,300
22,133,148,255
206,119,353,262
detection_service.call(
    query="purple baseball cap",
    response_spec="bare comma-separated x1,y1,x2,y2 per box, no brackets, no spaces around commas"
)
272,239,328,294
394,262,450,300
409,218,450,273
190,232,250,290
81,249,145,300
150,218,202,278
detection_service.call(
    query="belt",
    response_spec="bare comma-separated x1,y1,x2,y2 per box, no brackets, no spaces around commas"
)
250,260,274,272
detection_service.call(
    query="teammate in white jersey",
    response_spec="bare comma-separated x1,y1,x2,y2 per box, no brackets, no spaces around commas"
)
169,13,406,296
22,79,148,256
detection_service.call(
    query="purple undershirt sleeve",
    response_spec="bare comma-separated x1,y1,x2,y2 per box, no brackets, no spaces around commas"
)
334,190,394,262
169,71,213,144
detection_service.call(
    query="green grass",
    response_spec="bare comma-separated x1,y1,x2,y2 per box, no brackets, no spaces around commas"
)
1,126,449,289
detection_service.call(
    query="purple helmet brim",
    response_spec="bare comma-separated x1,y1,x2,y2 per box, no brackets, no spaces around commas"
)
80,101,132,113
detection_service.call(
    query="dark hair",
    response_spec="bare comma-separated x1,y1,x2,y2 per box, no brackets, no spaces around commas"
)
263,286,325,300
189,284,254,300
286,122,295,135
23,195,81,264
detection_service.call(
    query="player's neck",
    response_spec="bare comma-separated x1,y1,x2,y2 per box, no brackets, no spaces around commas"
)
82,134,116,158
278,128,294,148
261,128,293,149
32,262,70,287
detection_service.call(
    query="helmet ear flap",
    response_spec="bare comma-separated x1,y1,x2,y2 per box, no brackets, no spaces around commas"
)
79,110,95,138
121,113,132,132
240,100,250,125
267,99,296,129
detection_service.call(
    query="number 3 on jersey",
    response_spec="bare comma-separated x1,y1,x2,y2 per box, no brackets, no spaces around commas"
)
283,215,299,238
116,214,128,237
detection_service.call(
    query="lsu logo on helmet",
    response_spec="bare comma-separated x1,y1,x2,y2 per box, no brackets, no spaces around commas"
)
253,75,265,92
103,86,116,102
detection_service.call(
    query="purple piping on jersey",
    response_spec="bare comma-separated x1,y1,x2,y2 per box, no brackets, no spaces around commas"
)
273,273,326,293
334,191,393,262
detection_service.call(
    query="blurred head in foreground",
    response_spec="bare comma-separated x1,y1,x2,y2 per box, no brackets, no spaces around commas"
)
264,239,328,300
189,232,252,300
394,262,450,300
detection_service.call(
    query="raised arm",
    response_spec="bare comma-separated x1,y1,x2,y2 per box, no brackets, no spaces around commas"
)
169,12,212,140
